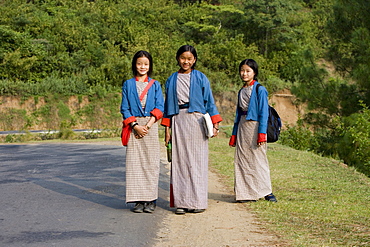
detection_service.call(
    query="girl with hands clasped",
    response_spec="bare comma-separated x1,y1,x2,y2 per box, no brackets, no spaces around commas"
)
229,59,277,203
162,45,222,214
120,51,164,213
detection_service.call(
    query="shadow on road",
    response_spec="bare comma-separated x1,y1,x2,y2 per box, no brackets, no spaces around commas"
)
0,143,171,247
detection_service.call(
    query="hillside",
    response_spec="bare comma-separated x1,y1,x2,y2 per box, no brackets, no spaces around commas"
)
1,0,369,176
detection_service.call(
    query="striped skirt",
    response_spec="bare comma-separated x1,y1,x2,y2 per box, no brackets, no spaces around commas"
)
234,118,272,200
170,109,209,209
125,117,160,203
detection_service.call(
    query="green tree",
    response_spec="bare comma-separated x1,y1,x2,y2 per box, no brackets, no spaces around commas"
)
327,0,370,105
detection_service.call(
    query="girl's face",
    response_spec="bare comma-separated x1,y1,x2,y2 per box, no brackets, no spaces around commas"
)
178,51,196,73
136,56,150,77
240,65,255,85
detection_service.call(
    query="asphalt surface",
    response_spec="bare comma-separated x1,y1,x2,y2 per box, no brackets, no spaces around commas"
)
0,143,170,247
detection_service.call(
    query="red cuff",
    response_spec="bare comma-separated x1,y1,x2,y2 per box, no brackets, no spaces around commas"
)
258,133,267,143
150,108,163,121
123,116,136,127
229,135,237,146
211,114,223,124
161,117,171,127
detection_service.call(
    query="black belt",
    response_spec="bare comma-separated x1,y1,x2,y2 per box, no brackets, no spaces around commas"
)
179,103,189,109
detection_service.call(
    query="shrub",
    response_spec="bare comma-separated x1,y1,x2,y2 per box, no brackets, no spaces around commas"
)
279,118,316,151
337,102,370,176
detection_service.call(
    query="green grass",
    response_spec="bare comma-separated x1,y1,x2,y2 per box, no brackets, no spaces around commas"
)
209,135,370,246
0,129,121,143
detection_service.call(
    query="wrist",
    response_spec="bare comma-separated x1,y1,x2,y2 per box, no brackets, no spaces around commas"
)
131,122,139,129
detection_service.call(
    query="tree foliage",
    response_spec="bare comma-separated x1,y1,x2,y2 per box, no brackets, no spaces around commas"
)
339,103,370,175
0,0,314,93
327,0,370,103
1,0,370,174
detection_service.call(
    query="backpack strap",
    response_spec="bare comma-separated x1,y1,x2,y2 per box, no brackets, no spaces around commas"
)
255,83,261,96
139,79,155,102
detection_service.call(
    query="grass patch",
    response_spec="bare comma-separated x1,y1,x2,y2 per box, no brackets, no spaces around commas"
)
0,129,121,143
209,136,370,246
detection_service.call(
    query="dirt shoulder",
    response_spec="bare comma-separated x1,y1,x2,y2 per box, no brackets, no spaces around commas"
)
155,169,283,247
154,144,284,247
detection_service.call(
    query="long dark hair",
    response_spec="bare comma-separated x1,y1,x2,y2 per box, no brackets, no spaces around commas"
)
176,45,197,69
239,59,258,80
131,50,153,77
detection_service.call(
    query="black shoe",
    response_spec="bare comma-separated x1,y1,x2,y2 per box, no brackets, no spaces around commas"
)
133,202,144,213
144,201,156,213
175,208,186,215
236,200,257,203
264,193,277,202
188,209,205,213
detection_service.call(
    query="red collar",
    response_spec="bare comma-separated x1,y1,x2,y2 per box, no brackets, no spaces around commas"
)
135,76,148,82
243,80,256,88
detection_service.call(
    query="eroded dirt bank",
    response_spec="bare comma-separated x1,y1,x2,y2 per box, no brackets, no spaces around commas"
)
0,90,301,131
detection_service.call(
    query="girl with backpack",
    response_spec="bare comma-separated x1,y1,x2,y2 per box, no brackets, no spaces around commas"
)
229,59,277,203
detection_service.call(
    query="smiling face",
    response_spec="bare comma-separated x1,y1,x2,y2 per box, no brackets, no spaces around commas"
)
135,56,150,77
177,51,196,74
240,64,256,85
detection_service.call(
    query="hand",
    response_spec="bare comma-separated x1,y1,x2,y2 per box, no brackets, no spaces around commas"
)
133,125,148,138
257,141,266,146
164,127,171,145
212,127,219,138
212,123,219,138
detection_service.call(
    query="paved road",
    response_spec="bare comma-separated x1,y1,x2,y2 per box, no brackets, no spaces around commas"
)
0,143,170,247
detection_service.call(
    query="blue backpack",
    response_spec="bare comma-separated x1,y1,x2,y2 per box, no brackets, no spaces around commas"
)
256,84,282,143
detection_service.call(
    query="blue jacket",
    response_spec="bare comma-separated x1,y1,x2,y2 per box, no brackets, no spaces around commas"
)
120,77,164,126
161,70,222,126
231,81,269,135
